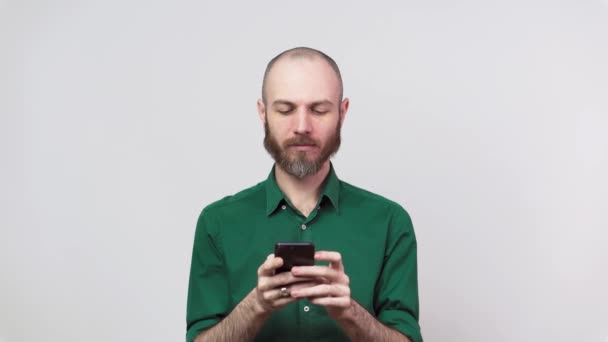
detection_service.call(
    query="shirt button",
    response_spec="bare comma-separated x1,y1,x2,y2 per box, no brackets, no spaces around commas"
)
303,306,310,312
281,205,286,210
301,224,307,230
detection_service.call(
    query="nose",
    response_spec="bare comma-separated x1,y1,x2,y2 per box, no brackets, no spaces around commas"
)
294,109,312,135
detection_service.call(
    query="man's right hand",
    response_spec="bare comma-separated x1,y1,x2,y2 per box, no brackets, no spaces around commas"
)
194,254,318,342
252,253,319,315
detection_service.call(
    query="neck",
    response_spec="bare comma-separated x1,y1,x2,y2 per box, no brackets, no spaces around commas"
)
274,161,331,216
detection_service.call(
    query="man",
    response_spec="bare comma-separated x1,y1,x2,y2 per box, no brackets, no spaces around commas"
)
186,47,422,342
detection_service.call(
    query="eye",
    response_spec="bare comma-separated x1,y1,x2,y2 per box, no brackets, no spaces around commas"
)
313,109,329,115
276,108,293,115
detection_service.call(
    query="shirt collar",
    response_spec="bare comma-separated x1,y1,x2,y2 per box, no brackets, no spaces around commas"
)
265,163,341,216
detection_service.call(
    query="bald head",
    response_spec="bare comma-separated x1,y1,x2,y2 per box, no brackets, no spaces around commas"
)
261,47,343,105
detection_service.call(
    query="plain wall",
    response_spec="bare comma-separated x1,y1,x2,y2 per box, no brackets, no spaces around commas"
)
1,1,607,341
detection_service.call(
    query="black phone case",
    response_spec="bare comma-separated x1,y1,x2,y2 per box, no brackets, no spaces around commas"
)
274,242,315,273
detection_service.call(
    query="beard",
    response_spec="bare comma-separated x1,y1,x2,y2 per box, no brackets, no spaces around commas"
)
263,116,342,179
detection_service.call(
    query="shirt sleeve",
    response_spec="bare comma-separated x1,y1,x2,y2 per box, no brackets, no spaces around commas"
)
374,204,423,342
186,208,230,342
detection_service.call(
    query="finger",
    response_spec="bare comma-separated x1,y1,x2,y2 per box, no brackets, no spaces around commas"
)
291,283,350,299
260,287,299,304
264,280,321,301
258,255,274,275
265,286,292,301
310,296,351,307
291,265,342,282
258,256,283,277
289,281,323,292
260,271,317,291
314,251,344,272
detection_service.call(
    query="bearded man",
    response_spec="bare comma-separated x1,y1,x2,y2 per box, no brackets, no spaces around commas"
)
186,47,423,342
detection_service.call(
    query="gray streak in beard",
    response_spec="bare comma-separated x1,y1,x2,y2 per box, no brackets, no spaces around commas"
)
280,158,322,179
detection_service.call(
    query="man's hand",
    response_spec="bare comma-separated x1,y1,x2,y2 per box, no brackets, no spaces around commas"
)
193,254,321,342
287,251,411,342
288,251,353,319
253,254,319,315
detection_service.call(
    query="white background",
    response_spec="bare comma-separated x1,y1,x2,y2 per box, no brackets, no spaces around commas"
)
1,1,607,341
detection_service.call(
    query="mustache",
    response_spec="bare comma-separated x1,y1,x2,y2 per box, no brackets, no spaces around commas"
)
284,136,319,147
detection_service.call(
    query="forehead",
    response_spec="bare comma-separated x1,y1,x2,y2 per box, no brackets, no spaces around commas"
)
265,57,341,104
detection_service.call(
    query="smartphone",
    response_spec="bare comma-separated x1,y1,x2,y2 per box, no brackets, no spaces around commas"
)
274,242,315,273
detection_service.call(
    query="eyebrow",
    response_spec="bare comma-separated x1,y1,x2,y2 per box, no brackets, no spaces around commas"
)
271,100,295,107
310,100,334,107
271,99,335,107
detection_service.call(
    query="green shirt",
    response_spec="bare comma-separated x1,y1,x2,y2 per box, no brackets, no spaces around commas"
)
186,164,422,342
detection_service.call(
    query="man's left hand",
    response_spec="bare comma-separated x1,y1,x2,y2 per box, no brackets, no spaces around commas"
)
289,251,352,319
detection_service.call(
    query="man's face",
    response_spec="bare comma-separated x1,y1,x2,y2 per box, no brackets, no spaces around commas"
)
259,57,348,178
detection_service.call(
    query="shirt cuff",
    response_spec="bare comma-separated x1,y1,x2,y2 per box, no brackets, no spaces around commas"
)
378,309,423,342
186,318,220,342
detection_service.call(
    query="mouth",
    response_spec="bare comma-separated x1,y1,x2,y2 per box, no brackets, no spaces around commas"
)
289,144,317,151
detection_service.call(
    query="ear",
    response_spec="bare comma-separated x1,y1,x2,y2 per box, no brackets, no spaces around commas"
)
339,97,350,123
257,99,266,124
